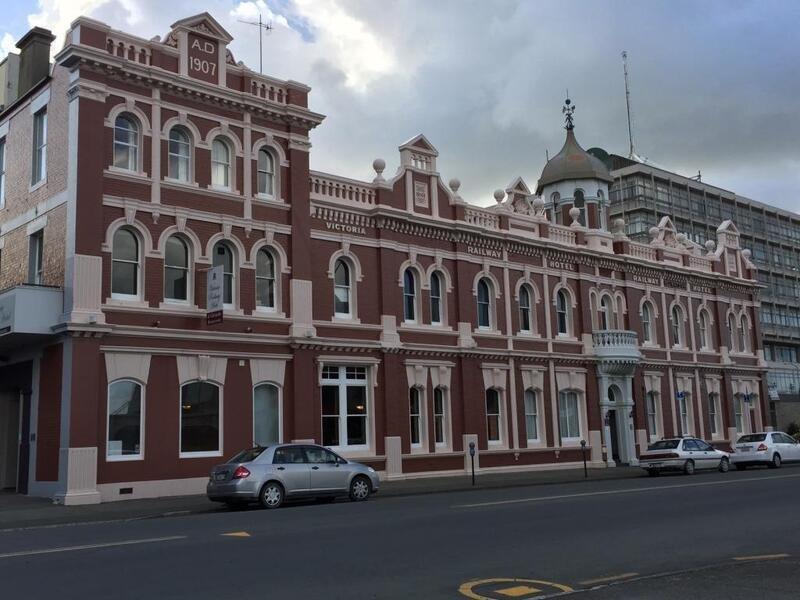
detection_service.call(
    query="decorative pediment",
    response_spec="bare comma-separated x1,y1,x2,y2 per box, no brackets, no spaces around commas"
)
717,219,739,235
169,12,233,43
505,176,532,196
399,134,439,156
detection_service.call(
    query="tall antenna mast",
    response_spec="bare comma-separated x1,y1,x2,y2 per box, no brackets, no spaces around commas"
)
621,51,636,159
238,13,273,74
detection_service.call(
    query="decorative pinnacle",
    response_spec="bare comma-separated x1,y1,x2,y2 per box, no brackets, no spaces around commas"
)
562,97,575,130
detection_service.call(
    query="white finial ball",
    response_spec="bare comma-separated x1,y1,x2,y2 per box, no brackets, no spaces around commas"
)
649,226,659,239
569,206,580,221
613,217,625,233
449,178,461,192
676,232,687,243
494,189,506,203
705,240,716,253
742,248,751,259
372,158,386,174
532,196,544,211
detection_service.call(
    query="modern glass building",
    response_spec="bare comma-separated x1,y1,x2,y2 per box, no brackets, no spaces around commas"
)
605,154,800,428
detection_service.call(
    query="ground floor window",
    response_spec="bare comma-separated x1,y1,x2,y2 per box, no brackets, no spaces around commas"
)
646,391,659,438
254,383,280,446
679,394,690,436
433,387,448,447
409,388,424,447
486,389,502,444
321,365,369,450
558,391,580,441
708,393,720,436
524,389,539,442
180,381,221,456
734,395,747,434
107,380,143,460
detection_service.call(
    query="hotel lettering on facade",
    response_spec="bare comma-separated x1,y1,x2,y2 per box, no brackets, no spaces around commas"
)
0,14,767,503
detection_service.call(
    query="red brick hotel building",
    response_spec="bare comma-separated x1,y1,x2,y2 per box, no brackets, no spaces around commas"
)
0,14,766,503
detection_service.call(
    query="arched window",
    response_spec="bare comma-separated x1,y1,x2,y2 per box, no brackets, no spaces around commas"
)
433,387,447,447
409,387,423,447
253,383,280,446
164,235,189,302
556,289,569,335
256,248,276,310
477,278,492,329
213,241,234,307
112,227,140,298
642,301,653,343
646,391,659,438
739,317,749,353
519,286,532,332
403,268,417,322
728,314,738,352
551,192,561,224
257,148,275,196
671,305,683,347
524,389,539,442
211,138,231,188
107,379,143,460
113,115,138,171
430,271,443,325
168,127,191,181
573,189,585,225
599,295,613,329
334,259,351,317
698,309,710,349
485,389,502,444
180,381,221,456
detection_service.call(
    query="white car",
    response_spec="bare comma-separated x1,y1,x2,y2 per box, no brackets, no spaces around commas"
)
730,431,800,470
640,437,730,476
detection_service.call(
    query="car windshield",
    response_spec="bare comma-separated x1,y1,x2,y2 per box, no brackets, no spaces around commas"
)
737,434,766,443
647,440,680,450
229,447,267,463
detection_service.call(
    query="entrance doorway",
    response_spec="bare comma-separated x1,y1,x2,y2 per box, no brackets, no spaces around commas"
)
0,391,21,491
607,409,620,462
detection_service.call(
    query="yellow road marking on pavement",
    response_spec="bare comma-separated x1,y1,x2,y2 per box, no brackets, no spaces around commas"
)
733,553,790,561
459,578,574,599
222,531,251,538
496,584,541,597
453,472,800,509
578,572,638,586
0,536,187,559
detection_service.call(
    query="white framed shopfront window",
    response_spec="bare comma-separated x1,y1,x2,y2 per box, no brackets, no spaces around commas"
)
320,364,373,453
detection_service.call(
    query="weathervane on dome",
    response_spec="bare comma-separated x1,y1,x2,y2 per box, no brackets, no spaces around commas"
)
562,95,575,130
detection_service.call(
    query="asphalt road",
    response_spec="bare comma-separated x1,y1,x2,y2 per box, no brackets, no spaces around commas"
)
2,466,800,599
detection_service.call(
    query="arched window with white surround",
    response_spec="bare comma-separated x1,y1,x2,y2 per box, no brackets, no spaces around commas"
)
477,277,493,329
168,126,191,181
257,148,275,197
671,305,684,347
642,301,654,343
211,138,231,189
180,381,221,457
524,389,539,443
253,383,281,446
334,258,352,317
409,387,424,448
556,289,570,336
111,227,140,299
697,309,710,350
164,235,189,302
519,285,532,333
106,379,143,460
599,295,613,329
213,241,235,308
113,115,139,171
485,388,502,444
256,248,276,311
430,271,443,325
433,387,448,447
573,189,586,225
403,268,418,323
728,314,738,352
739,315,749,353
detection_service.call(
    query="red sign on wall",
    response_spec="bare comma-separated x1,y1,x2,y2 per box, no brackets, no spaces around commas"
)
187,33,219,84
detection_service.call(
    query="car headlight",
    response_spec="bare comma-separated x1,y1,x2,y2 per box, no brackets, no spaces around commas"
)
368,467,375,473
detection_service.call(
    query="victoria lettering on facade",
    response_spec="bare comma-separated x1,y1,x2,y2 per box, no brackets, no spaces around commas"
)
0,12,767,504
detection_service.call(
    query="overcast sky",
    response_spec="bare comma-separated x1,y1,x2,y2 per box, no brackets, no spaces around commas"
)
3,0,799,213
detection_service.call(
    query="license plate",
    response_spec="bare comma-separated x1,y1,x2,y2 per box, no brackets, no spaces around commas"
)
738,446,752,452
215,473,227,481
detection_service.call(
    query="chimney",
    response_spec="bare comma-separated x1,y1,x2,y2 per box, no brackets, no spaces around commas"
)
15,27,55,98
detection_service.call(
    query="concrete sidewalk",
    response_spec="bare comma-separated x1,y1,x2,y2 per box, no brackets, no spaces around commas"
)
0,466,644,530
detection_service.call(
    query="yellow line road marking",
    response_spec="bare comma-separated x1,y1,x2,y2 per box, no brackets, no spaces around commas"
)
453,472,800,508
496,585,541,597
0,536,187,559
222,531,251,538
578,572,638,586
459,578,574,599
733,553,790,561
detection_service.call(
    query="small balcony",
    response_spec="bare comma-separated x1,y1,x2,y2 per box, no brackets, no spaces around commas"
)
0,285,63,353
592,330,641,363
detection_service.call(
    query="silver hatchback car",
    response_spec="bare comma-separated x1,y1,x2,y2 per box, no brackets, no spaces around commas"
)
206,443,380,509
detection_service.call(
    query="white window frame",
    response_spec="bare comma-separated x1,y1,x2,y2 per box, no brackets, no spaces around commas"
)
163,234,190,304
31,107,47,186
599,295,613,330
211,137,232,190
255,247,277,312
0,136,6,208
671,306,684,348
519,285,532,333
739,318,749,353
111,227,141,301
409,386,426,450
113,114,140,172
698,310,709,350
433,386,449,449
646,391,660,440
403,268,418,324
678,393,691,436
320,365,370,452
708,393,721,438
728,314,738,352
333,258,353,319
106,379,145,462
167,126,192,182
257,147,276,198
430,271,443,326
253,382,282,447
28,230,44,285
524,388,541,444
477,278,494,330
485,388,504,446
642,302,653,344
212,241,236,309
179,380,223,459
556,289,570,337
558,390,582,443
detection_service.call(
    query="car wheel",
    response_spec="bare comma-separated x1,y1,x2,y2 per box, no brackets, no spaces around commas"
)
735,464,747,471
718,457,730,473
683,459,695,475
769,453,782,469
259,481,284,509
647,469,659,477
349,476,371,502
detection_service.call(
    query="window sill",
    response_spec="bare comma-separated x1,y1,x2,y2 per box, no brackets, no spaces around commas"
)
29,178,47,193
163,177,199,188
516,331,541,339
158,301,202,313
399,323,454,333
251,308,287,319
560,438,584,447
525,439,545,448
106,297,150,309
209,184,241,196
555,334,579,342
106,454,144,462
332,316,362,325
105,167,150,181
179,451,223,459
474,328,503,336
223,307,245,316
